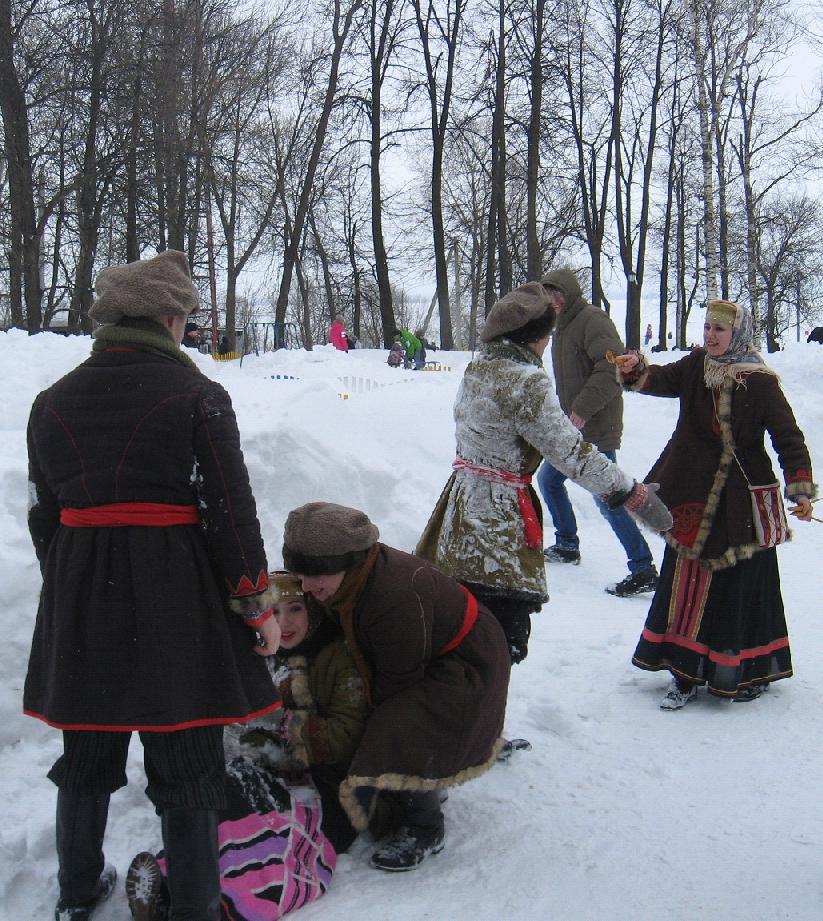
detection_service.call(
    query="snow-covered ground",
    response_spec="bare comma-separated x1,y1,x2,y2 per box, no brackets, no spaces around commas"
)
1,329,821,921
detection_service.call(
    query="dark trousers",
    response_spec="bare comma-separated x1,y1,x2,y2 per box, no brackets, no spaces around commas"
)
51,726,224,916
464,583,539,665
48,725,227,811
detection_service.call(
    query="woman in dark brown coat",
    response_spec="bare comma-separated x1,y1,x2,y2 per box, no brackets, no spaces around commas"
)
618,300,815,709
282,502,510,872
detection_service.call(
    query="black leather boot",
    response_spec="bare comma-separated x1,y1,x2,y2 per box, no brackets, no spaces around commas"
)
160,807,221,921
370,790,445,872
54,790,117,920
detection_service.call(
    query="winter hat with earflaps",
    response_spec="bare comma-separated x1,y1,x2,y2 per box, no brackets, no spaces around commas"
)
480,282,554,343
283,502,380,576
89,250,198,324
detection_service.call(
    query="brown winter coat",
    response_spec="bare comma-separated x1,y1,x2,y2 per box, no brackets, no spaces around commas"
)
543,268,625,451
628,348,815,570
320,544,510,831
24,335,278,730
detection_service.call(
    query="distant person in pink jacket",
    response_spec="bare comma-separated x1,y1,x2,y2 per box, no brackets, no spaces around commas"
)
329,320,350,353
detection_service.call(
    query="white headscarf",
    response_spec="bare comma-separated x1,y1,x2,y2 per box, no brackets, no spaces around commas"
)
703,300,776,389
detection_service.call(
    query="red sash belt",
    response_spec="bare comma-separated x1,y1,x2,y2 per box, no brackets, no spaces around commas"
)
60,503,201,527
452,457,542,549
438,584,479,656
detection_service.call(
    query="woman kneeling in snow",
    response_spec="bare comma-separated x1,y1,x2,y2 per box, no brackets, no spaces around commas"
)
282,501,511,872
126,571,368,920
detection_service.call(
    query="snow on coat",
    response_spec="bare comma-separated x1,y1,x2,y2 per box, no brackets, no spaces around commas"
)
417,339,632,602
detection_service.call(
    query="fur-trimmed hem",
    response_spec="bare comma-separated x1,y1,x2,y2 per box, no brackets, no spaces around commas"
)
662,531,791,573
338,737,505,832
228,586,277,618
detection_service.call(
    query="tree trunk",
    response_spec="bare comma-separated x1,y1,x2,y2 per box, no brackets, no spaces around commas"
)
369,0,397,346
690,1,718,299
526,0,545,281
0,0,42,330
274,0,361,324
412,0,463,350
494,0,511,297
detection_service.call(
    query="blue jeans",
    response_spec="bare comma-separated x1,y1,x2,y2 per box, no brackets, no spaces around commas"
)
536,450,654,575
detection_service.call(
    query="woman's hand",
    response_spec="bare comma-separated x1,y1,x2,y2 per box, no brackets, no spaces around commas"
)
255,615,281,655
790,496,813,522
606,349,643,379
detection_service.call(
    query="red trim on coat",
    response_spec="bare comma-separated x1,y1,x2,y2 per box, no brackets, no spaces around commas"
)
229,570,270,597
60,503,200,527
23,699,281,733
245,607,273,628
639,627,789,667
438,584,479,656
453,457,543,549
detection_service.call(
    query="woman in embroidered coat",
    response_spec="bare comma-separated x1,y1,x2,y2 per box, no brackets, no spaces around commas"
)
416,282,673,664
617,300,816,709
282,501,512,873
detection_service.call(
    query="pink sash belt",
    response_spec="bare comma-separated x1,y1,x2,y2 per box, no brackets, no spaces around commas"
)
452,457,542,549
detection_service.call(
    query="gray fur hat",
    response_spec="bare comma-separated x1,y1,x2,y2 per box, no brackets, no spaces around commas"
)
283,502,379,575
89,250,198,324
480,282,553,343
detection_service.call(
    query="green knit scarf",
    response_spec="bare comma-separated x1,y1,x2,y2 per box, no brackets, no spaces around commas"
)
91,317,200,372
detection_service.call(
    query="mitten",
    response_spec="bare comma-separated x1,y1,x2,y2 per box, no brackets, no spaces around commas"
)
611,482,672,532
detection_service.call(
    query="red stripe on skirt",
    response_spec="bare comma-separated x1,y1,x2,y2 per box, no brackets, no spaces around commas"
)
639,627,789,667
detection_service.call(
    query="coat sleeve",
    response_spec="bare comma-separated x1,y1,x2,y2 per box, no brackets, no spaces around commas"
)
514,371,632,498
625,352,694,397
192,381,273,621
302,652,368,767
569,313,624,423
758,376,817,500
27,396,60,572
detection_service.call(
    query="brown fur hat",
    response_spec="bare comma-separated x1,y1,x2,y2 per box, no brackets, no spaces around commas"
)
480,282,553,343
89,250,198,324
283,502,379,575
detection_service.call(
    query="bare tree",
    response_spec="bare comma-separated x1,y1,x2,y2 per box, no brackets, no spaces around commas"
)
411,0,465,348
273,0,362,327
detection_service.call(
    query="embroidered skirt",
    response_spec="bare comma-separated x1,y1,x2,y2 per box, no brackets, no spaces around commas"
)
632,546,792,696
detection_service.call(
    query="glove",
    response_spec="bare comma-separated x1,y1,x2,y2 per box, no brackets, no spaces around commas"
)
617,482,672,532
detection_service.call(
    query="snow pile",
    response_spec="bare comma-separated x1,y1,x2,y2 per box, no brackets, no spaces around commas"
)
1,330,821,921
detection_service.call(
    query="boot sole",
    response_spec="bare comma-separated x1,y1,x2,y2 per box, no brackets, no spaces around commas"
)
125,852,167,921
371,842,445,872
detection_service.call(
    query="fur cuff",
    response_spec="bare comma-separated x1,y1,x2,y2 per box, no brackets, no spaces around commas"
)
228,586,277,618
785,479,818,500
621,363,650,391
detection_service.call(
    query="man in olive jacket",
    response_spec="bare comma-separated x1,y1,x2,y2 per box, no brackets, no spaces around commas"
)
537,268,658,596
